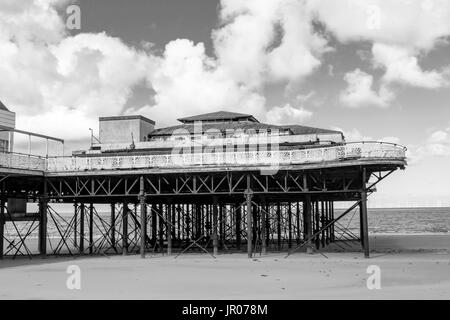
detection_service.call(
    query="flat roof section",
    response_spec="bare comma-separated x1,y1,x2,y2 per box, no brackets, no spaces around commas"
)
99,115,155,125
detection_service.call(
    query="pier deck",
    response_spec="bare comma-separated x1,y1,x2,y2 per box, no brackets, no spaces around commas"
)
0,142,406,259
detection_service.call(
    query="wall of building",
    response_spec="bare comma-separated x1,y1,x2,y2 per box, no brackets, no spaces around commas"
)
96,132,344,154
0,109,15,152
99,117,155,144
140,119,154,142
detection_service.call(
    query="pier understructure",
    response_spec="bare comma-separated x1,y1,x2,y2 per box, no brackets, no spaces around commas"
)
0,143,406,259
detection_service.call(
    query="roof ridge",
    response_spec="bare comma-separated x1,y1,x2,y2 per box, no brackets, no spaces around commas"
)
177,110,255,122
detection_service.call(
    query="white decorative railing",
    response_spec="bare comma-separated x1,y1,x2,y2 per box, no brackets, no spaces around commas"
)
0,152,47,171
0,142,406,173
44,142,406,172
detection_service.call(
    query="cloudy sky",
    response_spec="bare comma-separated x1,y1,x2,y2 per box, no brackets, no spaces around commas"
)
0,0,449,207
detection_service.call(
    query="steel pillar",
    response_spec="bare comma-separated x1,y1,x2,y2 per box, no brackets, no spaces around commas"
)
111,203,116,251
139,176,146,258
212,197,218,256
89,203,94,254
261,197,267,255
38,180,48,257
245,189,253,258
74,202,78,248
167,199,172,256
79,203,85,254
0,198,4,259
360,169,370,258
158,203,164,251
288,202,292,249
303,197,313,254
277,202,281,251
122,201,128,256
235,202,241,250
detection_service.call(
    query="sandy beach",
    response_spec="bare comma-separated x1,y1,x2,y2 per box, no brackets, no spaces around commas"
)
0,234,449,300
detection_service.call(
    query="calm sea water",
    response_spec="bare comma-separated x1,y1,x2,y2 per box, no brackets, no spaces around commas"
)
337,207,450,235
4,207,450,239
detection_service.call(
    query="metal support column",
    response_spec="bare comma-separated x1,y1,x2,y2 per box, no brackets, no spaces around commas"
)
360,168,370,258
288,202,292,249
151,203,157,244
158,203,164,251
277,202,281,251
167,199,172,256
89,203,94,254
139,176,146,258
122,201,128,256
261,197,267,255
219,204,224,249
303,196,313,254
213,196,218,256
0,198,4,259
245,189,253,258
79,203,85,254
74,202,78,248
38,180,48,257
235,202,241,250
111,203,116,251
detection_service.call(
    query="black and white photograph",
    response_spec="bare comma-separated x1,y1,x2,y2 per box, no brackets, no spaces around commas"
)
0,0,449,306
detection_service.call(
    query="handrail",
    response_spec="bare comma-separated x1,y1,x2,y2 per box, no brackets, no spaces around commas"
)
346,140,407,150
0,142,406,173
0,152,47,171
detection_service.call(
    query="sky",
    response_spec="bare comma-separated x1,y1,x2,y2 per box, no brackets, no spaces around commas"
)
0,0,449,207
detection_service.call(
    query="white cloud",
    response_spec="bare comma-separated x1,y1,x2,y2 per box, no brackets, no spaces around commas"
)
311,0,450,50
138,39,267,127
340,69,394,108
213,0,329,87
372,43,449,88
265,104,312,125
17,107,97,141
422,128,450,156
331,127,402,145
1,0,331,138
0,1,154,140
0,31,152,139
428,130,449,143
332,127,372,142
312,0,450,90
0,0,67,44
408,128,450,164
2,0,450,147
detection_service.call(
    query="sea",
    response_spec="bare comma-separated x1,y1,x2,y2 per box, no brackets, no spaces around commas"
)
337,207,450,235
3,207,450,242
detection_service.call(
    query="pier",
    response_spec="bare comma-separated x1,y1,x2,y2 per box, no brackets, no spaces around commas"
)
0,111,407,259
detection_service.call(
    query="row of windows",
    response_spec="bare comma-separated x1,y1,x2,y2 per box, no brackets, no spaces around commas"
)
148,130,292,142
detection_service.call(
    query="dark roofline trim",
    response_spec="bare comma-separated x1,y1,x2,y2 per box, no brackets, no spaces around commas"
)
177,111,259,123
0,100,10,112
149,122,294,137
99,115,155,125
281,125,343,135
180,116,259,123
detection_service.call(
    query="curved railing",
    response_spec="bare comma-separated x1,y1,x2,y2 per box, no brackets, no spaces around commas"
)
45,142,406,172
0,142,406,173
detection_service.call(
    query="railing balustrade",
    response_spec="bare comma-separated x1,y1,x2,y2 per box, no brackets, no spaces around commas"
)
0,142,406,173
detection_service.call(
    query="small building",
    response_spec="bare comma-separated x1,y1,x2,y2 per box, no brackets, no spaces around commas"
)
98,115,155,145
0,101,16,152
89,110,344,155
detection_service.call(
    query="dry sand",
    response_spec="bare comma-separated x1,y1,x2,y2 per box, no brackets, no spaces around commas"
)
0,234,449,299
